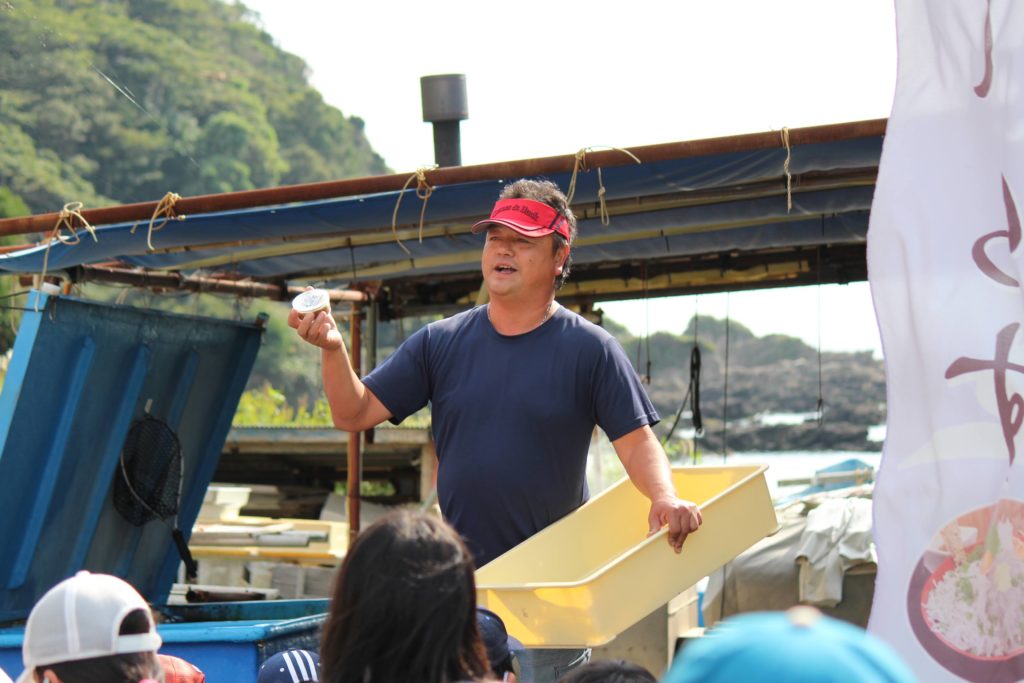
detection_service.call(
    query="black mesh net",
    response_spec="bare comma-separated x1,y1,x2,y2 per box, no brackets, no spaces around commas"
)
113,415,183,526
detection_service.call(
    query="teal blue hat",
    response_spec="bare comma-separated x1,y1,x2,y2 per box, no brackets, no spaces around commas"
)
665,607,916,683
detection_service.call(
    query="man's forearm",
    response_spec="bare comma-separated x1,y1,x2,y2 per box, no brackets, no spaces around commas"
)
616,427,678,502
321,345,373,431
626,445,677,503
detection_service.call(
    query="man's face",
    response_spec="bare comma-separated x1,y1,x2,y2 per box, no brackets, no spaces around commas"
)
481,225,565,299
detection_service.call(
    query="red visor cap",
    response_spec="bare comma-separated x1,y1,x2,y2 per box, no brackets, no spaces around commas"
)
471,198,571,242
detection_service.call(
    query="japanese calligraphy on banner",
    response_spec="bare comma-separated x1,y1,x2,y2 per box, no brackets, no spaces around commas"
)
867,1,1024,681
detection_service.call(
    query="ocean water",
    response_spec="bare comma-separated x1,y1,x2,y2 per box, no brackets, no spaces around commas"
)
586,434,882,500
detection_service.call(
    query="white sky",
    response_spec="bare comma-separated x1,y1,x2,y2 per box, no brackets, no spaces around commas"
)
241,0,896,355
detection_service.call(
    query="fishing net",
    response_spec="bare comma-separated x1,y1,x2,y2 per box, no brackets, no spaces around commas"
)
114,415,182,525
113,414,198,579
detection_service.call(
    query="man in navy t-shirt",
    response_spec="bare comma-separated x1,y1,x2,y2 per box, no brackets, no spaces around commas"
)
361,295,660,566
290,178,703,678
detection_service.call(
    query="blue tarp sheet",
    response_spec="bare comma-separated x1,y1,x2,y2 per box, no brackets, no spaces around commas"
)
0,136,882,284
0,292,264,620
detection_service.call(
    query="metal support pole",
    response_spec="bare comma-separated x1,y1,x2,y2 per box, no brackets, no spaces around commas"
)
431,121,462,168
68,265,368,303
364,297,378,445
346,302,363,547
366,296,378,375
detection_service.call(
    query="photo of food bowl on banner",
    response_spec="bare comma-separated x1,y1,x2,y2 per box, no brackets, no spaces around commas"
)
867,1,1024,681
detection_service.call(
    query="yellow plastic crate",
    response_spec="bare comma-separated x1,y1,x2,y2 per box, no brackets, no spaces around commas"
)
475,465,778,647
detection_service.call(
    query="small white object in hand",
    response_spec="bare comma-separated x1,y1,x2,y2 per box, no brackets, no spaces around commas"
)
292,289,331,318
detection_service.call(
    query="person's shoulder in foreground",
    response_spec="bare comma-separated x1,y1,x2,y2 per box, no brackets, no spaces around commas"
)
258,649,320,683
663,606,917,683
158,654,205,683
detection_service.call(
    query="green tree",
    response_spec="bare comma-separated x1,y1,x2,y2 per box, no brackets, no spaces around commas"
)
0,187,30,354
0,0,388,216
0,187,29,219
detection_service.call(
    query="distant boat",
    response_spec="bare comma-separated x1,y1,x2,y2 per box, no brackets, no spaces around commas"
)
775,457,875,504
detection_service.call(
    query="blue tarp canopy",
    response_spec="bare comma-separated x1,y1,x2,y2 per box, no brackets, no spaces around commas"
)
0,120,885,314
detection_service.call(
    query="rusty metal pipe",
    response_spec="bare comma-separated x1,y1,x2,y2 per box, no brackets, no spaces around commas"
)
0,119,887,238
71,264,368,302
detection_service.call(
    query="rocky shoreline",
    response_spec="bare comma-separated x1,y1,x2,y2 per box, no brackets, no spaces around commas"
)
605,315,887,454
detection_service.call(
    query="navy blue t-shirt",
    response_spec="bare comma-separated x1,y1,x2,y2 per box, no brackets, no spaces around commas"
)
363,305,658,566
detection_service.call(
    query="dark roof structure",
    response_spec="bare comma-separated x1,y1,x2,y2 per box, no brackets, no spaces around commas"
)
0,119,885,317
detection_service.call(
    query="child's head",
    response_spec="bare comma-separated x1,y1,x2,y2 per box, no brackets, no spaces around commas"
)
18,572,162,683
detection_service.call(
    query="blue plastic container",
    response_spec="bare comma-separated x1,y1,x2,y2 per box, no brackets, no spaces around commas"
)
0,600,328,680
0,293,330,680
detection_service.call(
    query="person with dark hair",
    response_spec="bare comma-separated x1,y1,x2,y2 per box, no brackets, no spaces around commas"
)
556,660,656,683
14,571,163,683
319,510,490,683
292,178,703,682
496,179,578,292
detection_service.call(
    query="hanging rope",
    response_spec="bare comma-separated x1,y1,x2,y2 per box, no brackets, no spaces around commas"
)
663,357,692,445
662,299,704,456
644,294,652,384
662,342,705,456
636,264,652,384
565,146,642,218
390,168,435,258
691,302,704,463
781,127,793,213
722,292,731,458
349,244,359,281
816,243,826,427
597,167,611,225
689,342,704,462
130,192,185,251
566,149,589,205
37,202,98,311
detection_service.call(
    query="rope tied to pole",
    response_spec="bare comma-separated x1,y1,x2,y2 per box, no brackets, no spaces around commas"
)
390,167,436,258
37,202,98,311
596,167,610,225
565,146,642,224
130,192,185,251
51,201,98,245
566,148,591,206
781,127,793,213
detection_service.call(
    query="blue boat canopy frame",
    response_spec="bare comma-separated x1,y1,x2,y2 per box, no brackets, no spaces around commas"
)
0,119,885,318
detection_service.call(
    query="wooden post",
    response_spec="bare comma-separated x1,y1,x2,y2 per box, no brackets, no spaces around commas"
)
347,303,363,547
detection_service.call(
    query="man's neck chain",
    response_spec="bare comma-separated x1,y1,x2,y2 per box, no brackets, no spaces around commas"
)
487,301,554,330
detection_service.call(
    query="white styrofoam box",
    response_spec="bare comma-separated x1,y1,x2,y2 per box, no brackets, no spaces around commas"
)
198,485,252,521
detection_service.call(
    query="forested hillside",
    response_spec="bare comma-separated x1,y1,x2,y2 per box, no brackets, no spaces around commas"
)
0,0,387,216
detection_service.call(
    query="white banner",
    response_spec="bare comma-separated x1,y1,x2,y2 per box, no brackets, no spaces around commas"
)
868,1,1024,681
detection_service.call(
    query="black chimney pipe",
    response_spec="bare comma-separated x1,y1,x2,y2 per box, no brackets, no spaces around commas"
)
420,74,468,168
